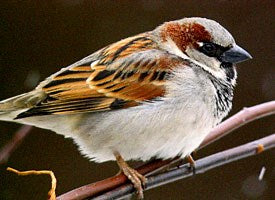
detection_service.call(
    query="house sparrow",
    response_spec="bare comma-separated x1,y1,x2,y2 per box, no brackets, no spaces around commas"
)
0,17,251,198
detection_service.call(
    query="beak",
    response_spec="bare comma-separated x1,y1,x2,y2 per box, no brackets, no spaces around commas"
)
219,45,252,64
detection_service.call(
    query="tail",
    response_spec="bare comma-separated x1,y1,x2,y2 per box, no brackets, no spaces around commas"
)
0,91,45,121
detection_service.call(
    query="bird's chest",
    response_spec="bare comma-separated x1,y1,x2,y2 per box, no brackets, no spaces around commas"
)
150,94,217,157
93,90,218,161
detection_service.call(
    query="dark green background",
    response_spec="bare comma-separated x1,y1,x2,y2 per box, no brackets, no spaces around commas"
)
0,1,274,199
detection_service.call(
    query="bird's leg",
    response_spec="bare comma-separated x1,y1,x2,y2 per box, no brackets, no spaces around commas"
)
114,151,147,199
186,154,195,167
186,154,196,175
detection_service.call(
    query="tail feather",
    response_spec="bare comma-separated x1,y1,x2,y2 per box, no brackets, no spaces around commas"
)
0,91,46,121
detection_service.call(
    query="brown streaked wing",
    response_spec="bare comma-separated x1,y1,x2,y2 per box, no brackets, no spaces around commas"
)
15,34,186,119
87,49,185,102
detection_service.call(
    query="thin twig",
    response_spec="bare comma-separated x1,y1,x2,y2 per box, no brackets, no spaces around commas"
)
0,125,32,164
7,167,57,200
93,134,275,200
57,101,275,200
201,101,275,147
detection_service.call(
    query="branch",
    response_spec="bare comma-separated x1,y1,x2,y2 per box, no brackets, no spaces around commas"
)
57,101,275,200
93,134,275,200
0,125,32,164
201,100,275,147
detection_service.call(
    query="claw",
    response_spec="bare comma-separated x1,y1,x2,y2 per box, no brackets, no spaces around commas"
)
114,151,147,199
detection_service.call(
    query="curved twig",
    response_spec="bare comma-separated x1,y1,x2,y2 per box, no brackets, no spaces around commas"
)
201,101,275,147
7,167,57,200
57,101,275,200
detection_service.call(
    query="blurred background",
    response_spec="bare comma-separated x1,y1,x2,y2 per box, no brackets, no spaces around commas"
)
0,1,274,199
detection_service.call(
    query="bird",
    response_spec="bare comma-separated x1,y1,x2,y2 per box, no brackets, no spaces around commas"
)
0,17,251,198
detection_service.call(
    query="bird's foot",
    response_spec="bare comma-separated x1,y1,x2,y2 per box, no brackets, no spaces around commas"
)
114,152,147,199
186,154,196,175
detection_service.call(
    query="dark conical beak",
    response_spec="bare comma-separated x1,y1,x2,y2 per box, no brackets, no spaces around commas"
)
219,45,252,64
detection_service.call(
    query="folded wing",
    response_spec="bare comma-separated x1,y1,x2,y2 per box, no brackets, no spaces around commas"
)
16,33,185,118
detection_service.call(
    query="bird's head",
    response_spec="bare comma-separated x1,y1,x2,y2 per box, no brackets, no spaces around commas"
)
155,17,252,85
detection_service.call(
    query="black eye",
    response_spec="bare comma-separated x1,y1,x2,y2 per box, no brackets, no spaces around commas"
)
204,43,216,52
199,42,217,57
199,42,230,59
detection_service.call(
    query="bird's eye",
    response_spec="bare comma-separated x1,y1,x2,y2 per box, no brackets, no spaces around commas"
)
200,42,217,57
204,43,215,51
198,42,229,59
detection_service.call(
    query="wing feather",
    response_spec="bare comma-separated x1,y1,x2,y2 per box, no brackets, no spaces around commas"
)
16,33,186,118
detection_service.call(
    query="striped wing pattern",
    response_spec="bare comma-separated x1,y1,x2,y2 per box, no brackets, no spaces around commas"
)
16,33,184,118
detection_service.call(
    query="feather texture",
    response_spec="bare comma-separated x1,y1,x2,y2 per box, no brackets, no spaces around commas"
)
16,34,186,118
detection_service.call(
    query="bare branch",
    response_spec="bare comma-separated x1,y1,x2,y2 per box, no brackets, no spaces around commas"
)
93,134,275,200
57,101,275,200
202,101,275,147
0,125,32,164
